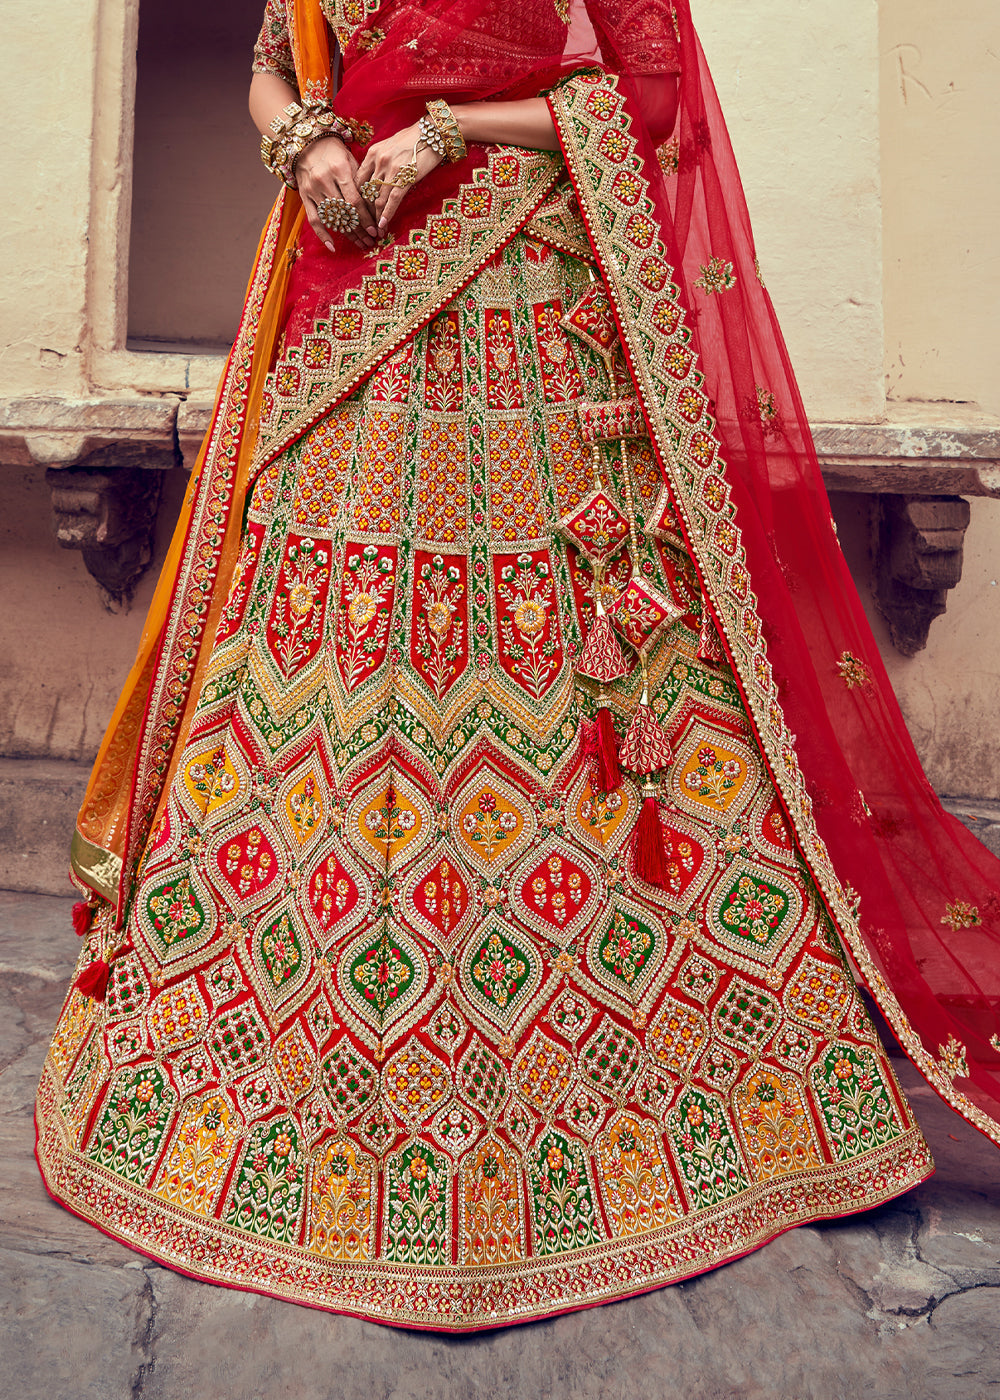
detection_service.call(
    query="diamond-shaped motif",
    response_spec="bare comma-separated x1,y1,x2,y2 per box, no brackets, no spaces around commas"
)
609,575,685,654
783,954,853,1031
318,1035,377,1125
646,996,709,1076
272,1022,316,1101
579,1015,643,1097
513,1030,574,1118
714,978,781,1054
250,905,312,1011
509,844,600,945
338,922,429,1033
382,1036,453,1126
211,821,284,909
589,906,662,1004
302,847,369,948
148,978,209,1054
458,1035,509,1121
669,723,759,825
558,486,630,566
104,955,151,1023
138,863,217,967
404,846,474,952
209,1001,269,1078
460,920,543,1030
707,861,802,967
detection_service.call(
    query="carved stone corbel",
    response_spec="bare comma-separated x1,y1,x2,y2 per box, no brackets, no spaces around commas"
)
873,494,971,656
45,466,164,608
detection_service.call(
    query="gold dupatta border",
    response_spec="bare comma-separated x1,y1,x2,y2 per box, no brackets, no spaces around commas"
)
547,72,1000,1148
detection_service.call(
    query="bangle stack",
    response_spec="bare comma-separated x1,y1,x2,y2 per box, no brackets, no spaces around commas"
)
261,97,358,187
424,99,468,164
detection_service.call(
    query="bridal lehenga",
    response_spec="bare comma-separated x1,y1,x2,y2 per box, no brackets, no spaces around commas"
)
35,0,1000,1330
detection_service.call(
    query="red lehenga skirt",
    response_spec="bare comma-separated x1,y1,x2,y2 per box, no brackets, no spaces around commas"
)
34,139,936,1325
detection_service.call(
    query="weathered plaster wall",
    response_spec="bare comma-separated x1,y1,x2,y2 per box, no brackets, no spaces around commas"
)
880,0,1000,415
0,466,185,760
0,0,101,397
694,0,885,424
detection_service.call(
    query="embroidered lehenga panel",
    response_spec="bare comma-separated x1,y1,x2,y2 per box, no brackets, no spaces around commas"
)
36,179,932,1327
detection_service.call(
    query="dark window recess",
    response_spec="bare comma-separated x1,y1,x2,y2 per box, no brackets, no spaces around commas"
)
127,0,279,353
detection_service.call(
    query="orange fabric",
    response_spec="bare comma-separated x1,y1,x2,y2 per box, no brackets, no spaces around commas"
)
73,196,306,917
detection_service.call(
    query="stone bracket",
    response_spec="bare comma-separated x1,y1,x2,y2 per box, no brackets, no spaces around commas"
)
45,465,164,607
873,495,972,656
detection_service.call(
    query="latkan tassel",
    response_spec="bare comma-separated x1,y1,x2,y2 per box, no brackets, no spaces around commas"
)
632,785,670,889
594,704,622,792
620,700,673,775
75,958,111,1002
575,614,629,685
72,900,95,937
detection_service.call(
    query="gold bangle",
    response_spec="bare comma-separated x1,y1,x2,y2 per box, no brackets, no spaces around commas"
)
425,99,467,164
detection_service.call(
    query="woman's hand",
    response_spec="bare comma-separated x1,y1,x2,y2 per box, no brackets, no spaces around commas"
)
295,135,378,252
355,123,444,236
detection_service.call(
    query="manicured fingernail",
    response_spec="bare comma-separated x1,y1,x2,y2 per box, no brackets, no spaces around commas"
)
324,241,335,252
378,218,387,232
366,226,377,237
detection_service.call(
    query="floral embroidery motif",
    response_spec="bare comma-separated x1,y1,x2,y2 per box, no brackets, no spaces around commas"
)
414,554,466,699
938,1033,968,1081
694,257,737,295
471,930,530,1009
684,745,744,807
496,553,560,698
837,652,873,691
941,901,982,933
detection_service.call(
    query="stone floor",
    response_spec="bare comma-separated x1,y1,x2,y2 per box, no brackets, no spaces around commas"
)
2,890,999,1400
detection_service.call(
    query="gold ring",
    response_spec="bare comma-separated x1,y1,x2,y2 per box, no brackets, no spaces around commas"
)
359,178,383,203
392,162,418,188
316,194,360,233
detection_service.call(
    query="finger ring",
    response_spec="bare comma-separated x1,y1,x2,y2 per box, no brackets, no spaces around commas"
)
392,162,418,188
359,179,383,202
316,195,360,233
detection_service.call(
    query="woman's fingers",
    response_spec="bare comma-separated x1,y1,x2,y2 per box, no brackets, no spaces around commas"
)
338,167,378,239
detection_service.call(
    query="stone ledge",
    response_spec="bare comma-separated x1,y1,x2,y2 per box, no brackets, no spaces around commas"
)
0,396,180,470
4,395,999,494
813,402,1000,497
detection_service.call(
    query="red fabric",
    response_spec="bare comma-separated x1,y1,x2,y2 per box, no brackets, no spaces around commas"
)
276,0,1000,1136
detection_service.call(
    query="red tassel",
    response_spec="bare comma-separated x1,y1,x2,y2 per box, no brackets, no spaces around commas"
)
632,791,669,888
594,706,622,792
72,900,94,936
76,959,111,1002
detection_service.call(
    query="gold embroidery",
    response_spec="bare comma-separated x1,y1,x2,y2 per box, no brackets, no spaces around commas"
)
938,1033,968,1081
940,901,983,933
